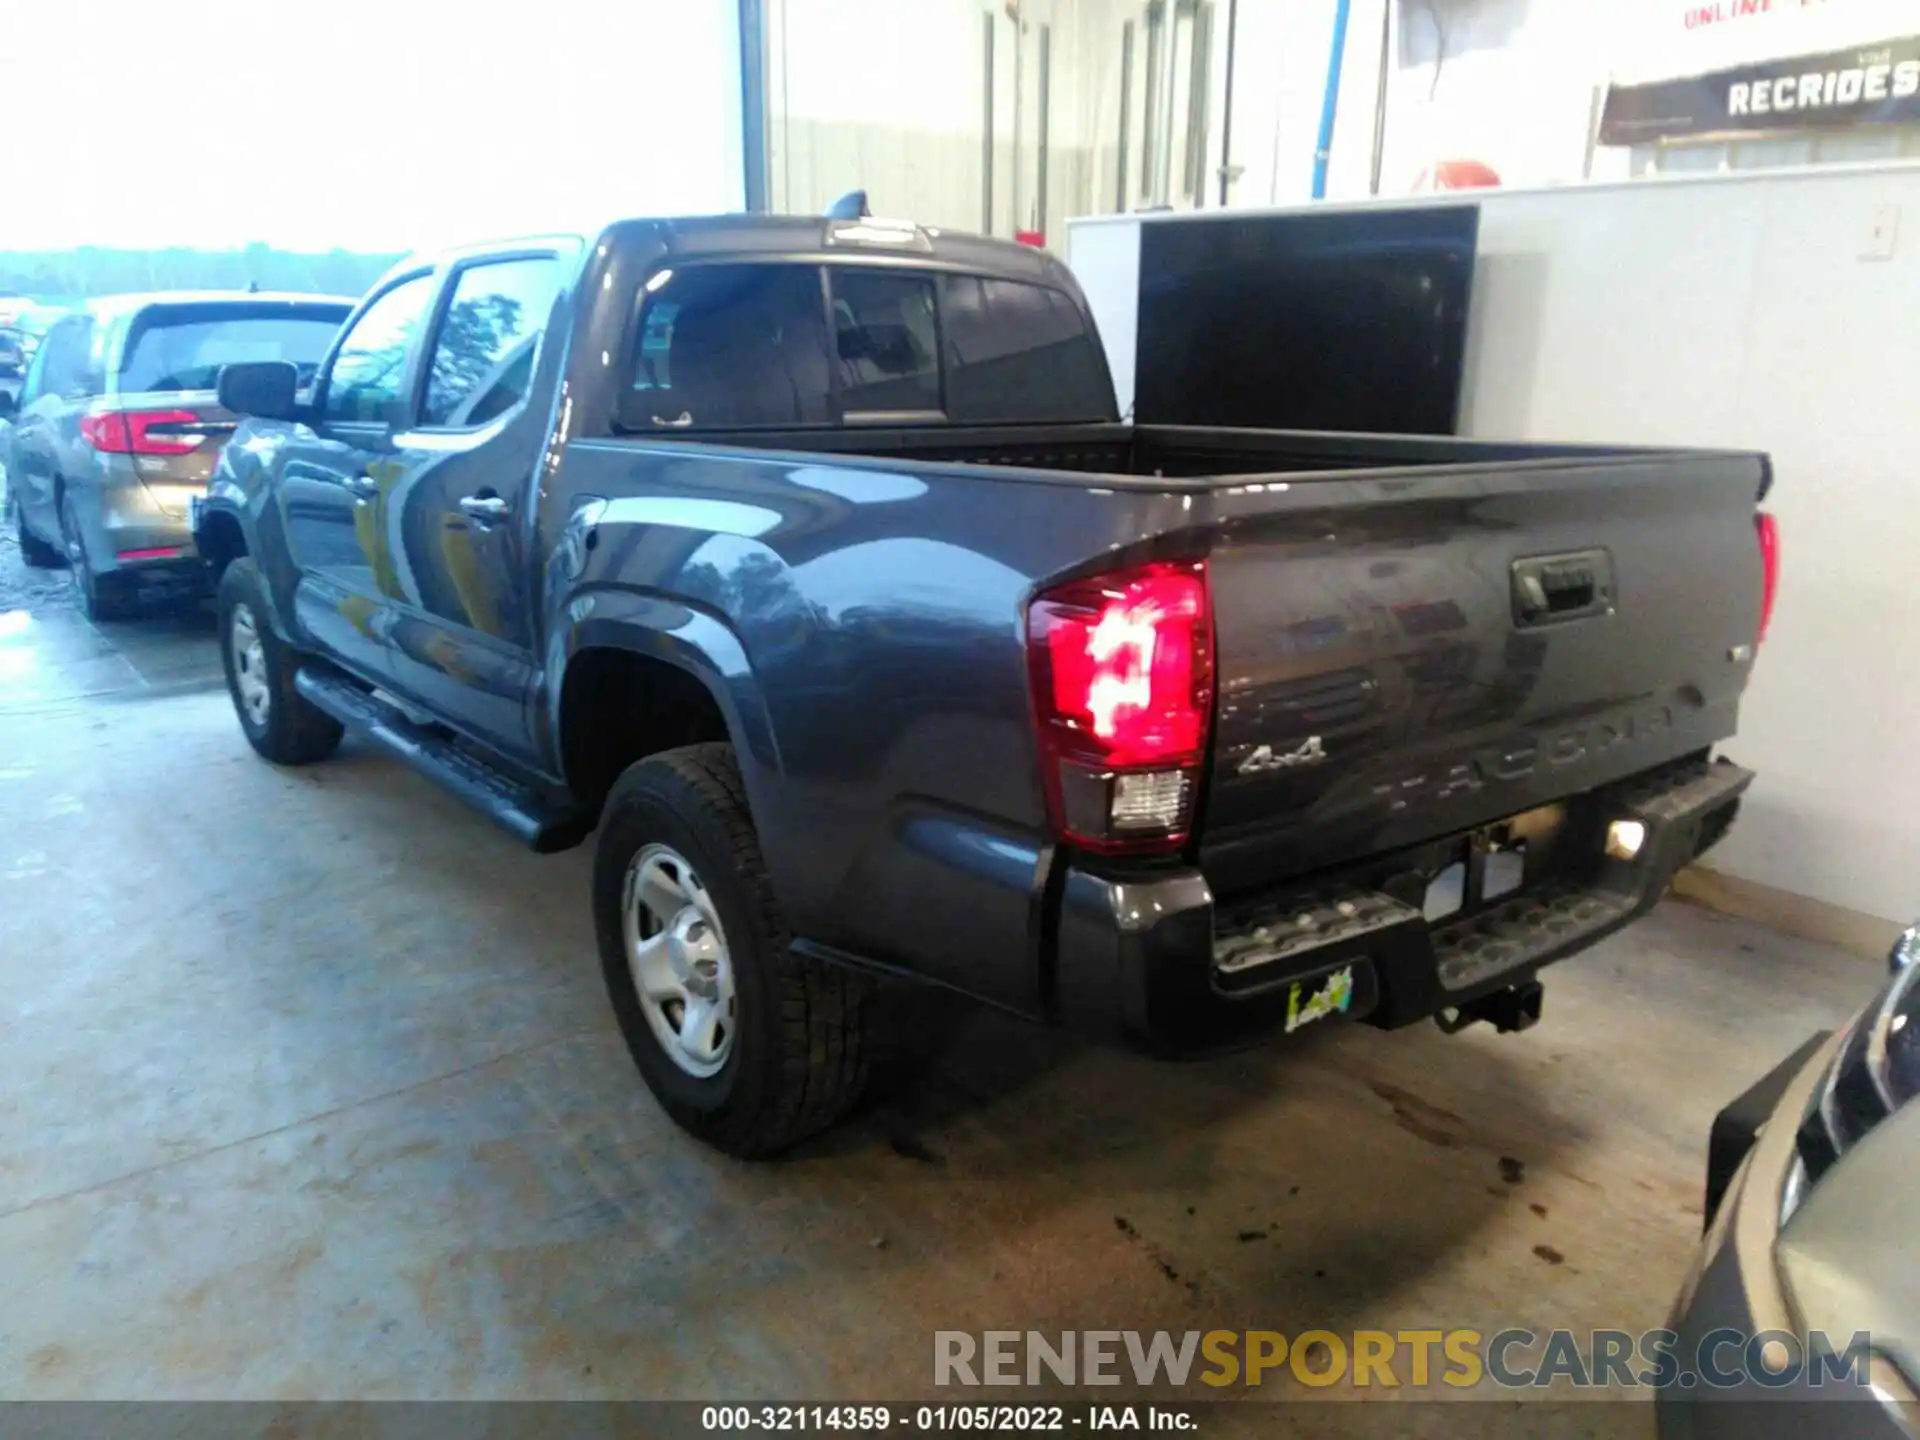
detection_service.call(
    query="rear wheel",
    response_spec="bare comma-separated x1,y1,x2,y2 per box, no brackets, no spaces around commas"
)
594,743,874,1157
10,491,64,568
217,558,343,765
60,491,137,621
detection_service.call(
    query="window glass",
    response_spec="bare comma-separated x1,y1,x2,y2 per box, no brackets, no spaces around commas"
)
18,325,54,401
116,305,348,394
627,265,832,429
35,317,96,399
421,257,562,427
320,274,436,424
942,277,1114,422
830,269,939,414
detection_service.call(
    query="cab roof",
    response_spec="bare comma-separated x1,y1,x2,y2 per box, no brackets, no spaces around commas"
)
386,214,1074,292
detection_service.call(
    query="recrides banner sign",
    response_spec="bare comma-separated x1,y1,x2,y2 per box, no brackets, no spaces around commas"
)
1601,34,1920,143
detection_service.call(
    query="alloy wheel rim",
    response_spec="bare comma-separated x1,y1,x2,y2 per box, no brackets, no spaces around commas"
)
229,603,272,729
622,843,736,1078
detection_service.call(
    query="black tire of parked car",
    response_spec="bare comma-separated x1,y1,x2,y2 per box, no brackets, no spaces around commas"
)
593,743,875,1157
60,491,137,621
10,491,65,568
216,558,344,765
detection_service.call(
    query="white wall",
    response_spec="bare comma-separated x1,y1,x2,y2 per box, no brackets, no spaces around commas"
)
1068,162,1920,924
756,0,1920,239
1210,0,1920,208
764,0,1139,239
766,0,989,232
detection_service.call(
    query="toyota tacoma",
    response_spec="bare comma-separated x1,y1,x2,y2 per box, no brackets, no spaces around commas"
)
194,212,1777,1155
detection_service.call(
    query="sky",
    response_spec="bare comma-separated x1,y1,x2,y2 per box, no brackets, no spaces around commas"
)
4,0,745,254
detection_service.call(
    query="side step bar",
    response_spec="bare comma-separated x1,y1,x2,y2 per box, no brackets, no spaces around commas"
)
293,668,591,854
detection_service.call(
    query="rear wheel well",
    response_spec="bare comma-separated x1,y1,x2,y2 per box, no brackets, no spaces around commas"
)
196,510,248,582
559,648,732,817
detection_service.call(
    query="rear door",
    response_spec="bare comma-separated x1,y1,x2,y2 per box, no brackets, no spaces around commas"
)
379,250,566,764
1195,454,1767,898
108,299,349,524
274,272,438,684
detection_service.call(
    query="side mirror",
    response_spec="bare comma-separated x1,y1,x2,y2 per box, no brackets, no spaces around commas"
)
217,360,300,421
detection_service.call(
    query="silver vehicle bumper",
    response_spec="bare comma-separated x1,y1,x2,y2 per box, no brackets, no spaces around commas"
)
77,468,201,575
1660,1028,1919,1438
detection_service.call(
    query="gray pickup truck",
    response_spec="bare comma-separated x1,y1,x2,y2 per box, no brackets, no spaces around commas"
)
195,212,1776,1155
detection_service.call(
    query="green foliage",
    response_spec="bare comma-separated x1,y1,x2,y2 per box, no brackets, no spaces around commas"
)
0,244,403,302
428,292,525,415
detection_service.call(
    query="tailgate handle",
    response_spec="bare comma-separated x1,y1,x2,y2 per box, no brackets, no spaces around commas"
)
1512,551,1612,627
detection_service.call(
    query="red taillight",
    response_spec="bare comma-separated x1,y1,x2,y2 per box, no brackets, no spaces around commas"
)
1756,510,1779,644
79,409,205,456
1027,559,1214,854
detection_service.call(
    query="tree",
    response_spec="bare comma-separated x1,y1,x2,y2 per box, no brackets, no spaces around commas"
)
426,293,524,416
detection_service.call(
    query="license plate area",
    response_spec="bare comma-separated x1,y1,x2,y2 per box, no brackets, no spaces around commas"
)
1281,956,1380,1033
1422,804,1568,922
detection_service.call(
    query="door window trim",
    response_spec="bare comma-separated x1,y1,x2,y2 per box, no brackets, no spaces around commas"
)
410,248,566,435
314,267,438,432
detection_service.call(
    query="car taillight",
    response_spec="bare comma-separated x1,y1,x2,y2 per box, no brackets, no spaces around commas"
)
1026,559,1214,854
79,409,205,456
1756,510,1779,644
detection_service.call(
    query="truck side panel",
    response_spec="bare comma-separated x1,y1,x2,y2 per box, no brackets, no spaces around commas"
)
543,440,1192,1016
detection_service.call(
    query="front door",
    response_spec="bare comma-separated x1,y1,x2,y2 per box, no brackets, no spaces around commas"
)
277,271,438,684
380,252,566,766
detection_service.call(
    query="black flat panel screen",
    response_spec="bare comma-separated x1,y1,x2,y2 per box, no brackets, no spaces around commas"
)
1134,206,1478,435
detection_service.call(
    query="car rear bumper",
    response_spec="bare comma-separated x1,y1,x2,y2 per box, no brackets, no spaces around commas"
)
68,475,205,584
1053,755,1755,1052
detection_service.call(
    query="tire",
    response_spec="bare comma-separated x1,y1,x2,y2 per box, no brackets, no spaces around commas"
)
594,743,873,1157
10,491,64,568
217,557,343,765
60,490,137,621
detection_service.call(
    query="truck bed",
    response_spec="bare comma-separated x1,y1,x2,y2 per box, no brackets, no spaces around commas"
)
582,419,1769,917
660,419,1716,483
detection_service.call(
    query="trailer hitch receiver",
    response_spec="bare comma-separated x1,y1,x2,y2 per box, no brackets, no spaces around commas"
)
1436,980,1545,1035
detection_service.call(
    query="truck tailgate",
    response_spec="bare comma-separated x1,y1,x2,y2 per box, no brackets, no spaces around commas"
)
1198,452,1767,898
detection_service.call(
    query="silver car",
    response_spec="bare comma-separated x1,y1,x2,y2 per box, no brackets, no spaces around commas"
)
2,292,351,620
1661,927,1919,1437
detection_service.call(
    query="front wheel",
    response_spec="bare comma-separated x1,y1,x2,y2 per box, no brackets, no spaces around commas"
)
217,558,343,765
593,743,874,1157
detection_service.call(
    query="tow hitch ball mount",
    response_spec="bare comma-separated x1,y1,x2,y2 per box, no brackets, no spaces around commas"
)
1435,980,1545,1036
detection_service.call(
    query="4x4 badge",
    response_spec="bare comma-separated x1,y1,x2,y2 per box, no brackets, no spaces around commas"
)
1239,736,1328,774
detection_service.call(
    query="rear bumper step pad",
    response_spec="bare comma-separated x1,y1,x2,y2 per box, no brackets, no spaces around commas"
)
1211,757,1755,1008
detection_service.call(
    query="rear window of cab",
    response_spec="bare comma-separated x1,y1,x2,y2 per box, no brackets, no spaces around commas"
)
617,263,1114,432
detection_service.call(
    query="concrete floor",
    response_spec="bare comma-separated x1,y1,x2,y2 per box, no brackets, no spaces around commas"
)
0,587,1885,1425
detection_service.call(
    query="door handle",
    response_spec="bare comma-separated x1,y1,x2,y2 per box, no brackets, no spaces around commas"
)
459,494,509,522
344,473,380,497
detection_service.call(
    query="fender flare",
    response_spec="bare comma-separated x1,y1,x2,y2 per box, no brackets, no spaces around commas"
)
545,587,783,792
194,474,302,641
